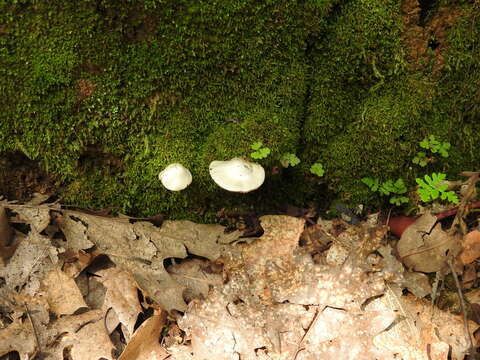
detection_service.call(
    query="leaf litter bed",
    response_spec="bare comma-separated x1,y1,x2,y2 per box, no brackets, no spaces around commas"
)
1,193,480,360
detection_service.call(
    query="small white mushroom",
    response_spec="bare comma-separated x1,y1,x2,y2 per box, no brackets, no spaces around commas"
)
158,163,192,191
209,158,265,193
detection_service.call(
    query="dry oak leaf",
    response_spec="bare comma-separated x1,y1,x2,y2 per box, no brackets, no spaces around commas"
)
176,268,395,359
374,286,478,360
41,267,87,316
459,230,480,265
396,212,461,272
118,313,169,360
95,267,142,340
57,210,239,311
0,231,60,296
223,215,306,306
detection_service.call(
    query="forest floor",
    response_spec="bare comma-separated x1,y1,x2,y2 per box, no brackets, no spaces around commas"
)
1,180,480,359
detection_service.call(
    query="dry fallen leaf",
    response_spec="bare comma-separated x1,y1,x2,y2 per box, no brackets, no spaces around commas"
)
374,285,478,360
396,212,461,272
56,210,239,311
95,267,142,340
459,230,480,265
0,317,37,360
41,267,87,316
118,313,169,360
0,205,16,261
174,216,399,359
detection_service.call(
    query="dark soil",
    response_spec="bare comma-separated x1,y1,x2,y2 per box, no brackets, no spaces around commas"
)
0,152,57,202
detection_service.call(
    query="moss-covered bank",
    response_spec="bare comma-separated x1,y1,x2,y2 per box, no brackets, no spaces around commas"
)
0,0,478,219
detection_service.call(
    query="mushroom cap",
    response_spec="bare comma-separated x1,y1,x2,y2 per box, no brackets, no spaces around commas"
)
209,158,265,193
159,163,192,191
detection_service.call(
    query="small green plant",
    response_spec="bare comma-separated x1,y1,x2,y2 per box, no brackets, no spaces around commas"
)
280,153,300,167
420,135,450,157
310,162,325,177
250,141,271,160
415,173,459,204
412,135,451,167
412,151,428,167
362,177,409,206
361,177,380,191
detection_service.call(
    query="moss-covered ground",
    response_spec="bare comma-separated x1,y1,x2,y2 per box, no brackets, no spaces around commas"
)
0,0,479,220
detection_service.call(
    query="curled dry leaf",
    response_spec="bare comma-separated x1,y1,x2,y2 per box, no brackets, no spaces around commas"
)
41,268,87,316
374,286,478,360
118,313,169,360
95,267,142,340
396,212,461,272
459,230,480,265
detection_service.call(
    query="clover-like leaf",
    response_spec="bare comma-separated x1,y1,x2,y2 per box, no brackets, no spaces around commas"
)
310,162,325,177
251,141,263,151
280,153,300,168
250,142,271,160
361,177,379,192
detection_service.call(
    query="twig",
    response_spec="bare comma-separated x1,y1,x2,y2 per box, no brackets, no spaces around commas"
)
449,172,480,236
24,302,41,356
292,305,325,360
447,258,474,354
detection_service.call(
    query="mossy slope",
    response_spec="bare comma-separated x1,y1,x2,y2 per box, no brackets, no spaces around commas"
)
304,0,480,205
0,0,478,218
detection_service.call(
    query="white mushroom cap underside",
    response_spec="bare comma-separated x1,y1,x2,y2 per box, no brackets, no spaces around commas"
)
159,163,192,191
209,158,265,192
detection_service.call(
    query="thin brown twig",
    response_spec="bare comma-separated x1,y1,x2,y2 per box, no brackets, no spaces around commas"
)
447,258,474,354
24,302,41,356
292,305,325,360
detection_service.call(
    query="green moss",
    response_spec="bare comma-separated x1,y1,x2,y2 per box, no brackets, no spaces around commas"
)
1,0,479,218
303,0,480,206
0,0,314,219
304,0,405,145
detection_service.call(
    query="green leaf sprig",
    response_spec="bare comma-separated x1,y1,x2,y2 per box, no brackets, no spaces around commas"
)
250,141,271,160
280,153,300,167
413,135,451,167
310,162,325,177
415,172,459,204
362,177,409,206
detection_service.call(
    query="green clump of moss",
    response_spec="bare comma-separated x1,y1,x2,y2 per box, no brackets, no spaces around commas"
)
0,0,316,220
303,0,480,206
0,0,479,218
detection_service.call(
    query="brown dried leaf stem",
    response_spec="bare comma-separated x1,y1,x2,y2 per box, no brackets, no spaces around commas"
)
447,258,474,354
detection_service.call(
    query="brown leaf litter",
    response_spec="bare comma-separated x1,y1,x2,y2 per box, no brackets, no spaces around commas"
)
0,197,479,359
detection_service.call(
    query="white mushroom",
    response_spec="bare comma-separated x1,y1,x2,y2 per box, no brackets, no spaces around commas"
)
158,163,192,191
209,158,265,193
